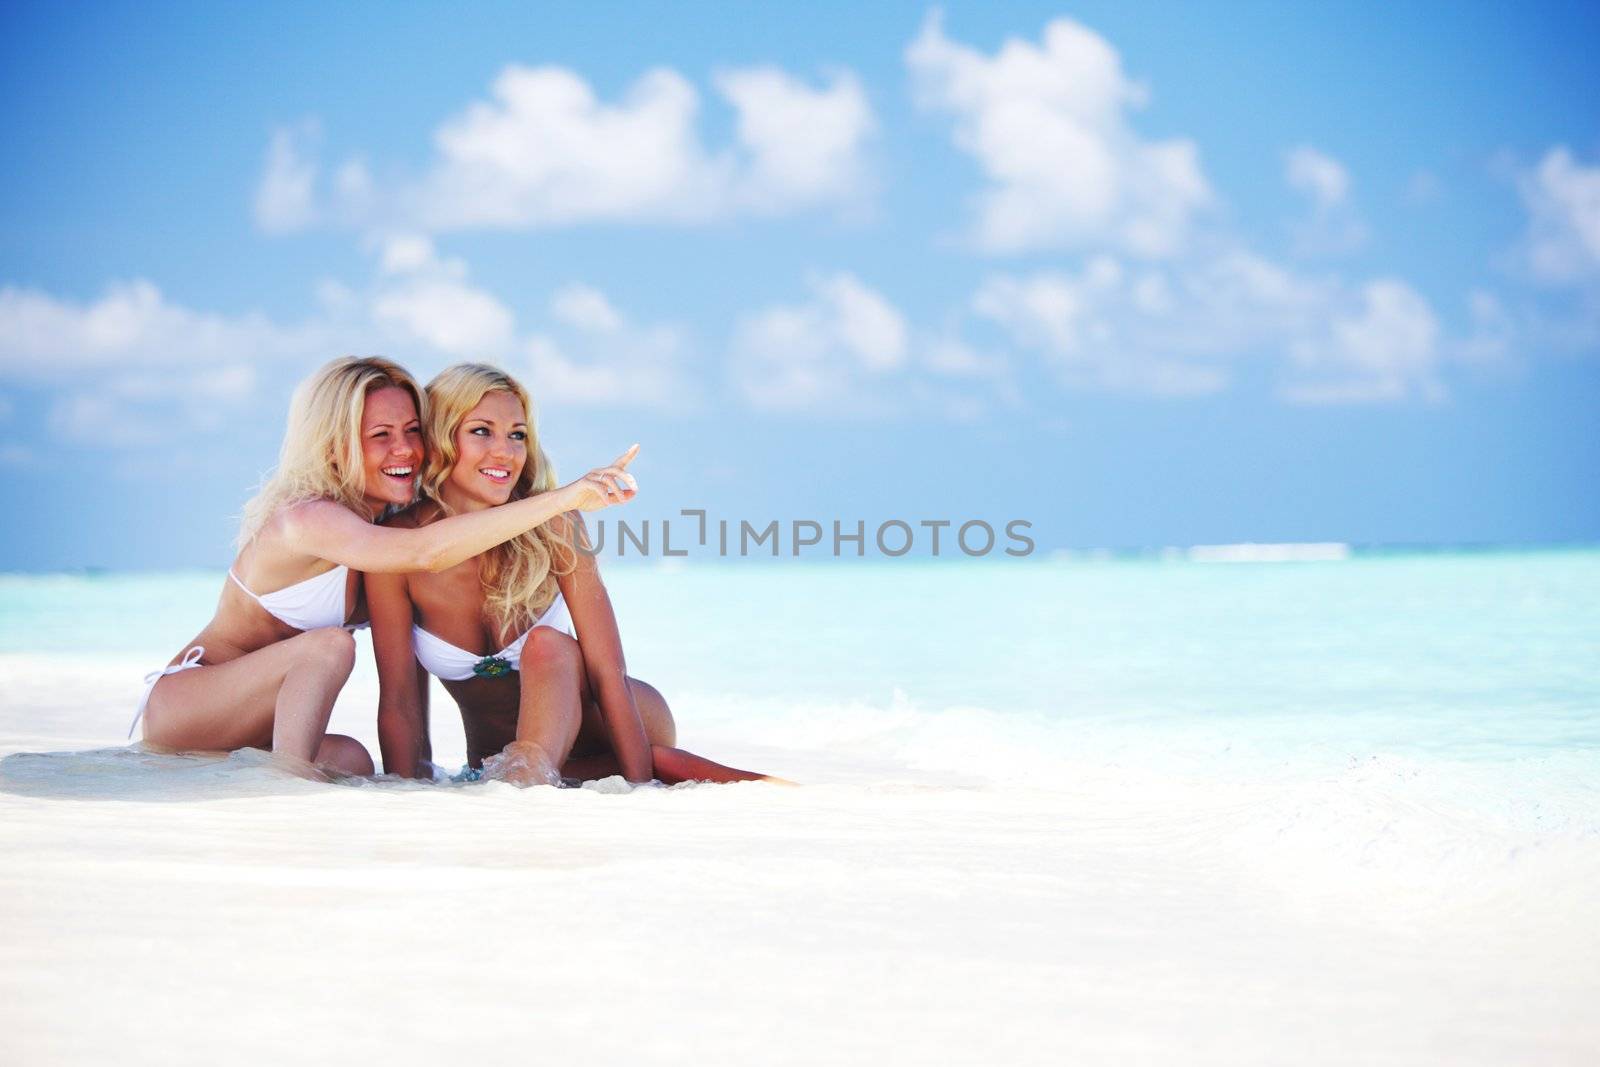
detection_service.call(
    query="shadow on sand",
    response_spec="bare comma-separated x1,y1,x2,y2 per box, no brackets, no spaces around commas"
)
0,745,432,802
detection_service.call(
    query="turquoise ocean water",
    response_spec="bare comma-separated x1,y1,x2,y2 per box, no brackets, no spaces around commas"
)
2,547,1596,777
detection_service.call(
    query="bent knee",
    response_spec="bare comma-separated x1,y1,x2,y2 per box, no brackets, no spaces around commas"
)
521,627,579,670
631,678,677,747
316,733,374,777
299,627,356,676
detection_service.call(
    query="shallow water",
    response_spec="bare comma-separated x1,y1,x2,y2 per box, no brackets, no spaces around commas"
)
2,551,1597,1064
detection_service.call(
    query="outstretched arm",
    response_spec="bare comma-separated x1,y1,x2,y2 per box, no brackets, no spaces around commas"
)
369,568,429,777
557,514,652,783
284,446,641,575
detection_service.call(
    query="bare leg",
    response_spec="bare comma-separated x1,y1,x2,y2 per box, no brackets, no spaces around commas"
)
482,629,585,786
562,674,785,785
626,677,677,748
143,627,358,765
272,629,358,759
561,742,779,784
315,734,376,777
475,650,789,786
414,661,433,768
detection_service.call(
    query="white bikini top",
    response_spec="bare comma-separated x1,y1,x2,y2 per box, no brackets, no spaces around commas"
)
228,565,353,631
412,593,574,681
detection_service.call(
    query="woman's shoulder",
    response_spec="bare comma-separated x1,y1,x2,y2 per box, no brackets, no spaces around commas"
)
237,499,348,576
272,495,359,528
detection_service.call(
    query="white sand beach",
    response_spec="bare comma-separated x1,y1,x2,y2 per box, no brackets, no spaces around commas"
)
3,558,1598,1065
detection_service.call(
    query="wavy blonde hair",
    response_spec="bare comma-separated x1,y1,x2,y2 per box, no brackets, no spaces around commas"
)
421,363,578,636
238,356,425,547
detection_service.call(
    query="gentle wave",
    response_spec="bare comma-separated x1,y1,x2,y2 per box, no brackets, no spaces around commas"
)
1181,541,1352,563
679,689,1600,828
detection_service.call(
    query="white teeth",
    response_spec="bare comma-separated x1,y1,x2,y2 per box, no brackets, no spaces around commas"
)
480,468,509,480
382,467,413,476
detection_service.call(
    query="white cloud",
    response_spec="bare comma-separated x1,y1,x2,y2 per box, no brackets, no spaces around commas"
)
1284,146,1367,256
1454,289,1515,364
378,234,437,275
193,362,258,401
1517,146,1600,283
368,236,515,357
526,285,697,410
969,252,1445,402
973,258,1228,395
891,13,1465,405
905,10,1210,257
548,283,625,334
372,278,515,358
261,62,875,234
921,334,1003,379
974,260,1116,356
0,280,310,381
813,273,908,371
0,234,713,465
1284,279,1441,403
48,391,166,447
416,65,725,229
254,122,321,234
731,272,909,410
715,67,875,211
723,254,1449,414
0,280,337,451
363,241,696,409
724,273,1005,418
1180,250,1332,348
1285,146,1348,209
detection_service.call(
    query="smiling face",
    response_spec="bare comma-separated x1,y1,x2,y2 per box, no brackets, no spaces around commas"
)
443,389,528,510
358,385,423,512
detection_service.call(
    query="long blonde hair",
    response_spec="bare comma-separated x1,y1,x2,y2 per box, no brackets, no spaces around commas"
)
421,363,577,636
238,356,426,547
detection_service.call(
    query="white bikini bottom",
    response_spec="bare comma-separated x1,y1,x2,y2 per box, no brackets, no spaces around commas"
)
128,645,205,739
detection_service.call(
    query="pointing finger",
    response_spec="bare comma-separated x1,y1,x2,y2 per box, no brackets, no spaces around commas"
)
598,466,637,490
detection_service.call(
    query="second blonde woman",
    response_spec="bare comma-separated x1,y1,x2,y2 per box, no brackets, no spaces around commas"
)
369,363,775,786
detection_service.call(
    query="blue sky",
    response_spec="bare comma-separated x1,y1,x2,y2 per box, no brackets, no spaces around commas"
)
1,1,1597,570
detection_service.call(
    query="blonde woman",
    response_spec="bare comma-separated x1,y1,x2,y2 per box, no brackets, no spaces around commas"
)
133,356,640,775
369,363,773,786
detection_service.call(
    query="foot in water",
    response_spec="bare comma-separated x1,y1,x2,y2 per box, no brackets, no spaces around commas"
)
480,740,563,787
